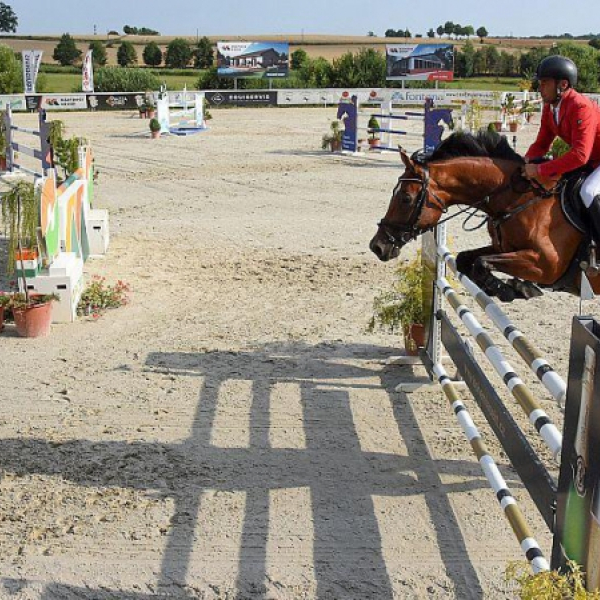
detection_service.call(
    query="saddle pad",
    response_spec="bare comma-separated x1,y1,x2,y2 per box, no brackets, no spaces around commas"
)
560,168,591,234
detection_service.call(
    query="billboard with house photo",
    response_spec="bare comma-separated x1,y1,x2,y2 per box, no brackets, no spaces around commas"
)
217,42,289,78
386,44,454,81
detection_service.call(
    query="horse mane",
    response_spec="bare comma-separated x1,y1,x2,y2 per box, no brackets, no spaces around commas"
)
425,130,524,164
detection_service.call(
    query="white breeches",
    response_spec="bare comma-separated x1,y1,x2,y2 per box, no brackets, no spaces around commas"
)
581,164,600,207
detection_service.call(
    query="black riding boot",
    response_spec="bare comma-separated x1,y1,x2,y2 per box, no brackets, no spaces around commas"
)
588,195,600,243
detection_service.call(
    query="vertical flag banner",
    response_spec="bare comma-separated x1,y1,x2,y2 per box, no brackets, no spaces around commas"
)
22,50,43,93
82,50,94,93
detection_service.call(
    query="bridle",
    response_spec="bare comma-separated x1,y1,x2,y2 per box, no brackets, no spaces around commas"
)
376,164,447,247
376,161,548,249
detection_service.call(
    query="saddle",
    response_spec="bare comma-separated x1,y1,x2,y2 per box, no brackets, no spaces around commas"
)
558,165,594,235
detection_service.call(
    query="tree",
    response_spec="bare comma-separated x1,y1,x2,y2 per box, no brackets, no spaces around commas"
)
452,24,463,39
164,38,192,68
443,21,455,37
436,25,444,38
331,48,385,87
117,41,137,67
193,36,213,69
461,39,475,77
551,41,600,92
427,28,435,38
0,42,21,93
142,41,162,67
589,38,600,50
476,26,488,43
53,33,82,66
88,41,107,67
291,48,308,70
0,2,17,33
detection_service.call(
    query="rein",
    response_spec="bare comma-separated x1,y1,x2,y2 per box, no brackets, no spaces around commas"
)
378,163,556,249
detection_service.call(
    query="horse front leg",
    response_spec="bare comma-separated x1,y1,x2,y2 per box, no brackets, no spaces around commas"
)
473,249,547,301
455,246,515,299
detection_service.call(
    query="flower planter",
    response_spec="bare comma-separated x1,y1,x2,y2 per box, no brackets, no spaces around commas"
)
147,109,156,119
330,140,342,152
509,121,519,132
0,155,7,171
0,306,4,333
13,300,53,338
403,323,426,356
151,130,161,139
368,138,381,149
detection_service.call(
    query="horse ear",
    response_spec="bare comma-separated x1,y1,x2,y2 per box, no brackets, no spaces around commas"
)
399,147,413,169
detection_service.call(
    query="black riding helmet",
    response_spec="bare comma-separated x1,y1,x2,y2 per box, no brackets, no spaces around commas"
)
536,55,578,87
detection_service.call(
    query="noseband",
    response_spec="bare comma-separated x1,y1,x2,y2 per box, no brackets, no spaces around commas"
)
377,164,445,247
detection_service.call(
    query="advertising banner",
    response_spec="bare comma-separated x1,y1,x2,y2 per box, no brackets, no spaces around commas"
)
0,95,26,111
82,49,94,93
37,94,88,111
87,93,145,110
217,42,289,78
554,317,600,584
22,50,43,94
205,91,278,106
386,44,454,81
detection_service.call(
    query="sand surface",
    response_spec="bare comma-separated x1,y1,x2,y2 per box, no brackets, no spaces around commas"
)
0,107,591,599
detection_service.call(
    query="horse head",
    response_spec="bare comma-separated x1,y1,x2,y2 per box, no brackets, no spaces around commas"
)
370,148,447,262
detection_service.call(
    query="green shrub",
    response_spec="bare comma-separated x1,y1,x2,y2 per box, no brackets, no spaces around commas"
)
94,67,161,92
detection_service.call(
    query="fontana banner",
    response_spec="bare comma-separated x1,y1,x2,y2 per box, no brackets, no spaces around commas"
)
82,49,94,93
386,44,454,81
22,50,43,94
217,42,289,78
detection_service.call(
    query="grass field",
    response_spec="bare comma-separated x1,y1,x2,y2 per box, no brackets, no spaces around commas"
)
38,72,523,93
39,72,203,93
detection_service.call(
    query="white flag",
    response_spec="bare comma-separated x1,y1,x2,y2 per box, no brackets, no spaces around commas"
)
22,50,43,94
82,49,94,93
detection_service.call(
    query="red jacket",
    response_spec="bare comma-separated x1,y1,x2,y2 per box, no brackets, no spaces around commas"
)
525,88,600,178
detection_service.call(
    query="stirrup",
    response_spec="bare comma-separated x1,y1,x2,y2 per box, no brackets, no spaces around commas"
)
580,240,600,277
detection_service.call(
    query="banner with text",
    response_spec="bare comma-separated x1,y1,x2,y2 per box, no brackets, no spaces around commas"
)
22,50,43,94
205,91,278,106
82,49,94,93
386,44,454,81
217,42,289,79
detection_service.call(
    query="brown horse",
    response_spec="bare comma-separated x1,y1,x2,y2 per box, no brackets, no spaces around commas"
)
369,130,600,301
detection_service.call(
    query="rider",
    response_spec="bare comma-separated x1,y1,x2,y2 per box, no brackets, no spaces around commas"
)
523,55,600,239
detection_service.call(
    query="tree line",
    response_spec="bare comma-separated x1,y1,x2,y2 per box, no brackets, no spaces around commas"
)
385,23,488,41
52,34,214,69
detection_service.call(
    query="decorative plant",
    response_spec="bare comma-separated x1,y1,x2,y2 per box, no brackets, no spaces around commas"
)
48,120,84,178
501,93,519,123
321,120,343,151
77,275,131,318
505,560,600,599
5,292,58,310
149,117,161,133
368,252,425,333
368,115,381,140
0,180,38,275
551,137,570,158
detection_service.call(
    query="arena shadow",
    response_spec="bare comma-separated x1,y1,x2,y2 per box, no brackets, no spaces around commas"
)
0,341,495,599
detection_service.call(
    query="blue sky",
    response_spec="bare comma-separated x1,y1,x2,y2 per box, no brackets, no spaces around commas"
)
13,0,600,38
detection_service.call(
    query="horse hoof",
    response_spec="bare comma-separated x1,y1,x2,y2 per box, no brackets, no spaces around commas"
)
497,287,516,302
507,278,544,300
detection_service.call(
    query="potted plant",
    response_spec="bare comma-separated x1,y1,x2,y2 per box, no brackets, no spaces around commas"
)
149,118,161,139
6,292,57,337
501,93,520,132
368,252,426,355
367,115,381,148
0,180,55,337
519,99,536,123
321,120,343,152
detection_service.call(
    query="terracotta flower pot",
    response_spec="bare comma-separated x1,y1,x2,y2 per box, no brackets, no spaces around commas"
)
403,323,426,356
368,138,380,148
0,155,7,171
13,300,53,338
509,121,519,132
151,130,161,139
0,306,4,333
